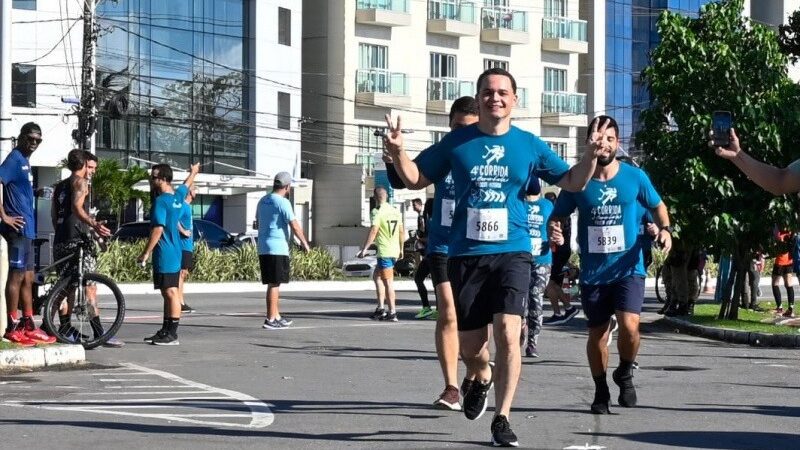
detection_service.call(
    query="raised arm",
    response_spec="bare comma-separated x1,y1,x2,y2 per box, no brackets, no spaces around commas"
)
712,128,800,195
182,163,201,188
556,118,606,192
382,115,432,190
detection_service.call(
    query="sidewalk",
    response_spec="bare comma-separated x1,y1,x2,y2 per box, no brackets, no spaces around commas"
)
0,344,85,371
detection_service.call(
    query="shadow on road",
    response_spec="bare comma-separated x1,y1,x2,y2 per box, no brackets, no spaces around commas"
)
578,430,799,449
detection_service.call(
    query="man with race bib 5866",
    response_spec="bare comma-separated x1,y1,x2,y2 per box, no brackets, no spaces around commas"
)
386,68,602,448
550,115,672,415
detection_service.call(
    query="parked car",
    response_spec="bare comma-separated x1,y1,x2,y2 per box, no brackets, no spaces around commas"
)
113,219,242,250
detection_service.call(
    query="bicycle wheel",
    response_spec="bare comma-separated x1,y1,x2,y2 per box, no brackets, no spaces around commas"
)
41,272,126,349
655,266,666,303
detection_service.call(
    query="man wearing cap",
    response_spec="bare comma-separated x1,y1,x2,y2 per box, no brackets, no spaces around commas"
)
257,171,310,329
1,122,56,346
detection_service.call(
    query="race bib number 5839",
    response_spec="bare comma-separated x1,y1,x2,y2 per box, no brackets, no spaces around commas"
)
467,208,508,242
588,225,625,253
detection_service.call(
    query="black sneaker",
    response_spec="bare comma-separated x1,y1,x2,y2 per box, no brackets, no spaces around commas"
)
381,311,398,322
181,303,195,313
370,307,387,320
490,415,519,447
460,377,474,397
144,329,167,343
151,332,179,346
463,377,493,420
542,314,567,325
562,306,579,323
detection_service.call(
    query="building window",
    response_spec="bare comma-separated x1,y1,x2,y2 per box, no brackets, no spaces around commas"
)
12,0,36,10
544,67,567,91
483,59,508,71
483,0,509,7
431,131,447,144
357,125,383,175
544,0,565,17
546,141,568,160
12,64,36,108
359,43,388,69
278,7,291,46
430,53,457,78
278,92,290,130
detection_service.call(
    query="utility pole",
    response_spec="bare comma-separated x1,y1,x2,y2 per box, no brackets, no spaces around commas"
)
77,0,97,152
0,0,12,332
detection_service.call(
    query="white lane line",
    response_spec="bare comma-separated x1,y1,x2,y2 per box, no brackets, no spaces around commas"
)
97,378,152,382
77,391,215,395
103,386,199,389
2,363,275,429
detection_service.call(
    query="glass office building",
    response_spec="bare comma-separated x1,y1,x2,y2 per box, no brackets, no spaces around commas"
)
607,0,715,151
94,0,249,176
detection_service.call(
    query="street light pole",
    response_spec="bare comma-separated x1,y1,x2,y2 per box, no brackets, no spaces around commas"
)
78,0,97,152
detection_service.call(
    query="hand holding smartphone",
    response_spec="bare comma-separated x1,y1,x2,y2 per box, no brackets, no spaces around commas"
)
711,111,732,148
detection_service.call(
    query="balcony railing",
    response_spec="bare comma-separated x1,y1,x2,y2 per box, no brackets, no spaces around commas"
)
428,78,475,101
356,0,409,13
542,16,587,42
481,7,527,32
428,0,476,23
356,69,409,96
542,91,587,115
356,152,378,175
517,87,528,109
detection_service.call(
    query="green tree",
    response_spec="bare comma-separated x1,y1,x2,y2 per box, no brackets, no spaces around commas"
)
637,0,800,319
91,159,150,227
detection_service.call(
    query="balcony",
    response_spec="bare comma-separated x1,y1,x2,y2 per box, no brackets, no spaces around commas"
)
427,0,479,37
355,69,411,108
480,7,528,45
542,17,588,54
427,78,475,114
541,92,587,127
355,0,411,27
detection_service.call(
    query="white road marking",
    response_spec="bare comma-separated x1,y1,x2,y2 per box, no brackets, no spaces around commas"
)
1,363,274,428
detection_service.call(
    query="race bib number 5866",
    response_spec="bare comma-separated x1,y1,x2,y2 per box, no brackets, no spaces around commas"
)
467,208,508,242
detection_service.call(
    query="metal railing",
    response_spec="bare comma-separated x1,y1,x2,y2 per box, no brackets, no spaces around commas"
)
428,78,475,101
356,0,409,13
355,152,378,175
356,69,409,96
481,7,527,32
542,16,588,41
428,0,476,23
542,91,587,115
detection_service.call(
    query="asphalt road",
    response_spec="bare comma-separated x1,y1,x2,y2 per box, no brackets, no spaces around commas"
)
1,287,798,449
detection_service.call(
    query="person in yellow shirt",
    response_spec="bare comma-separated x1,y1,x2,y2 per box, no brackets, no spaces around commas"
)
358,186,404,321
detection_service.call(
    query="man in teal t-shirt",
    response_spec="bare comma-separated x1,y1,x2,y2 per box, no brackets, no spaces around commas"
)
550,115,673,416
385,68,602,448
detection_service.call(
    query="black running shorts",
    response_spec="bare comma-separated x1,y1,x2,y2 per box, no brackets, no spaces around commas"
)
154,271,181,290
259,254,290,285
447,252,531,331
428,252,449,286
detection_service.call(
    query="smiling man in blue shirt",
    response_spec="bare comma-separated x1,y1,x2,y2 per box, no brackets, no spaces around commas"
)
385,68,603,448
550,115,672,416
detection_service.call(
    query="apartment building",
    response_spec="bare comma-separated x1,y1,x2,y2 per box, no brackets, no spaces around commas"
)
302,0,589,249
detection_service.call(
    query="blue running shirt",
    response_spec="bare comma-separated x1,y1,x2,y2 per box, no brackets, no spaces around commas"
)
527,197,554,265
0,149,35,238
552,163,662,285
415,124,570,257
257,193,295,256
173,185,193,252
152,191,184,274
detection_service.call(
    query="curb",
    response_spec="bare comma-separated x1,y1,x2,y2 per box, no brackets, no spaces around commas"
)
660,316,800,348
0,344,86,371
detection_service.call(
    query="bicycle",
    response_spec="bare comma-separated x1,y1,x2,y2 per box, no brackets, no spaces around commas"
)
33,232,125,349
654,265,702,305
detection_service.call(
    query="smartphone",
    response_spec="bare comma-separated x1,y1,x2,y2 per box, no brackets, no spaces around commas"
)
712,111,732,147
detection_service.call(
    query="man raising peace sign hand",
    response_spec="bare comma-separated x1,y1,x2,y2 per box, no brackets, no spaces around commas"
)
387,68,597,448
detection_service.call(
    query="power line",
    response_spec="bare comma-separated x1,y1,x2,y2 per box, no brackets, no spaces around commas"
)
16,17,82,64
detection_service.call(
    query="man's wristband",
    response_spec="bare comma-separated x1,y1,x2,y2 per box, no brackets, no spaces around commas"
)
660,225,674,234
